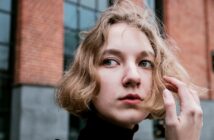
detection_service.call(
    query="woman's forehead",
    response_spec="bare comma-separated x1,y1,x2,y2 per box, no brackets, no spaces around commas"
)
102,23,154,55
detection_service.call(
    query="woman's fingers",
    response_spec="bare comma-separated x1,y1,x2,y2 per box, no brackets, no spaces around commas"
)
163,76,195,108
163,89,178,126
189,88,201,105
163,76,203,140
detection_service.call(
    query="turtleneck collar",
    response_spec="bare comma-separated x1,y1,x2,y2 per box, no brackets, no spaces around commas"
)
77,112,139,140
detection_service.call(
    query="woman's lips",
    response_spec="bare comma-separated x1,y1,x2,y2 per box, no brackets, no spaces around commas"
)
119,94,142,104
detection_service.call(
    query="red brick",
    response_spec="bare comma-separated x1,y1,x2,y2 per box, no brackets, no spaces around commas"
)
164,0,213,99
14,0,64,86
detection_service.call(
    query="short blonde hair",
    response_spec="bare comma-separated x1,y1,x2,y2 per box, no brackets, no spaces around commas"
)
56,0,204,119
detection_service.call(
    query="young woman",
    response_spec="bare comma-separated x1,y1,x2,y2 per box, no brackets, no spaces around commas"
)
57,0,205,140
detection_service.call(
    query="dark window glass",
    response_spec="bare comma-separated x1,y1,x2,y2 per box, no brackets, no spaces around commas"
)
0,45,9,71
67,0,77,3
0,0,11,12
64,30,78,55
0,114,9,140
79,8,96,30
0,13,10,43
0,74,10,109
155,0,164,22
80,0,96,9
155,0,164,35
98,1,108,11
64,29,78,69
64,3,77,29
0,0,12,140
145,0,155,10
0,74,11,140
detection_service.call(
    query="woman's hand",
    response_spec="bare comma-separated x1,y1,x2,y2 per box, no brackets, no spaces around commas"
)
163,76,203,140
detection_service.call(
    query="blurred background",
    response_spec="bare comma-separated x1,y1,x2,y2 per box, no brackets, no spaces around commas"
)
0,0,213,140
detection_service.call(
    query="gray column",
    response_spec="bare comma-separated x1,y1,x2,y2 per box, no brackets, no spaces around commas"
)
134,120,154,140
201,100,214,140
10,85,69,140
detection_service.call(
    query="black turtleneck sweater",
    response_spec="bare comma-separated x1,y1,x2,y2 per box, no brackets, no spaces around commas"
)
77,113,139,140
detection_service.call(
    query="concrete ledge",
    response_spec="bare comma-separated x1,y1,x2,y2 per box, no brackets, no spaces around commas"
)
10,85,69,140
201,100,214,140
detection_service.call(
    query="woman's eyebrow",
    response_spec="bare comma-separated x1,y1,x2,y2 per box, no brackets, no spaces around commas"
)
102,49,155,58
139,51,155,58
102,49,123,57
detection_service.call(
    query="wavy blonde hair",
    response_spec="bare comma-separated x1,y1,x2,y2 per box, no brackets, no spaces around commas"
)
57,0,205,119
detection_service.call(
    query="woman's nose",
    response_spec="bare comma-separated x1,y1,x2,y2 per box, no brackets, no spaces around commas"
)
122,64,141,88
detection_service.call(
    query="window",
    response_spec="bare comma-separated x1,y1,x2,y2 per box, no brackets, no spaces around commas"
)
63,1,109,139
0,13,10,44
0,0,12,12
0,0,11,71
0,0,12,139
155,0,165,36
79,7,96,30
0,45,9,71
145,0,155,10
0,74,11,140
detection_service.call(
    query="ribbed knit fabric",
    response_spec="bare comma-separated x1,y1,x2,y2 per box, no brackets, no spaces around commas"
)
77,112,139,140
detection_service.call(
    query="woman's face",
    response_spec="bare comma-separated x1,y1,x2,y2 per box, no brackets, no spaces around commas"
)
92,23,154,129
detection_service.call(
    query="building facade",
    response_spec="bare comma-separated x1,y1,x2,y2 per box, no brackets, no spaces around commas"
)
0,0,213,140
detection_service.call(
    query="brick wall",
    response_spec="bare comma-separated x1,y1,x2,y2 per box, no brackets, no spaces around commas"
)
164,0,213,99
14,0,64,86
207,0,214,99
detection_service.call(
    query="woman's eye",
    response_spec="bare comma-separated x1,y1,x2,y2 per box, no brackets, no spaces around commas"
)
102,59,119,67
139,60,154,69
